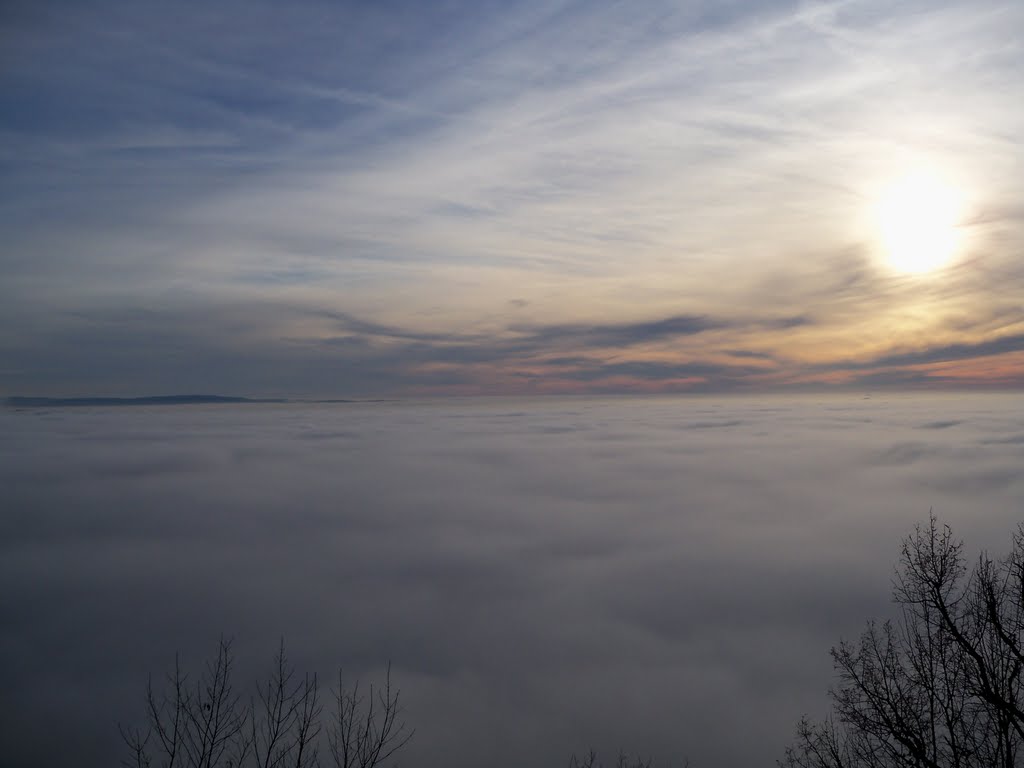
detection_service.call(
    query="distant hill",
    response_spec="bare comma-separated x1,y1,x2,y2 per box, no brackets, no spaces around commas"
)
5,395,288,407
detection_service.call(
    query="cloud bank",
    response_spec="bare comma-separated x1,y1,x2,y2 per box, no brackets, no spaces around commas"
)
2,394,1023,766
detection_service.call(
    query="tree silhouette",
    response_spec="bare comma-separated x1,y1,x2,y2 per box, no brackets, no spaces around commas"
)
568,750,689,768
121,639,412,768
782,515,1024,768
124,516,1024,768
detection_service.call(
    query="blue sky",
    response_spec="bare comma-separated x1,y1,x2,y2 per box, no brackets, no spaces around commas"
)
2,0,1023,396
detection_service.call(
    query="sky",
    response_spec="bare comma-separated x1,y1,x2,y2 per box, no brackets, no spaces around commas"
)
2,0,1023,397
3,395,1023,766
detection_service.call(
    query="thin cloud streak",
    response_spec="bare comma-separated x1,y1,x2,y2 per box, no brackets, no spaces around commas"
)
4,297,1024,397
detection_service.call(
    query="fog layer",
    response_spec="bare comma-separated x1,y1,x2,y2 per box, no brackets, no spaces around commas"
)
2,394,1022,767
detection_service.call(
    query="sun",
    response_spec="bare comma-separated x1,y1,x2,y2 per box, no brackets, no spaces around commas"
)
875,171,964,274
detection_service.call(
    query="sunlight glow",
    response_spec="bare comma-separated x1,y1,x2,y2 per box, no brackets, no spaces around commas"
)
875,171,964,274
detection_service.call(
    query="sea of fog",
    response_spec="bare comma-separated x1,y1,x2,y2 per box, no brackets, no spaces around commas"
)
2,393,1023,767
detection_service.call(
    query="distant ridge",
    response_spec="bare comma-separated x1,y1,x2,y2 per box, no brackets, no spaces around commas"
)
5,395,287,407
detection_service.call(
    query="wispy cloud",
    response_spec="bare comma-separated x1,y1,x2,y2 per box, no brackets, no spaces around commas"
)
1,0,1022,395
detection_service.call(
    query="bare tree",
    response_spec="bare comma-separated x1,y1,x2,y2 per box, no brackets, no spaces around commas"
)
781,516,1024,768
122,640,410,768
250,640,322,768
121,637,250,768
568,749,688,767
327,663,414,768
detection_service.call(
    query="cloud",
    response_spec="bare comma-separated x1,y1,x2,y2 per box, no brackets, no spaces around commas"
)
918,419,962,430
865,441,938,466
511,315,725,348
554,360,759,384
2,0,1023,397
981,434,1024,446
5,292,1023,396
4,395,1024,766
868,333,1024,369
0,300,801,396
801,332,1024,389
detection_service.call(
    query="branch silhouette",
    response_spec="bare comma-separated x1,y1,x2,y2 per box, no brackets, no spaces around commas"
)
121,639,410,768
782,515,1024,768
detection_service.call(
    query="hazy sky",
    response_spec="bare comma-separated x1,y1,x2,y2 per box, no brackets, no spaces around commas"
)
2,0,1023,396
